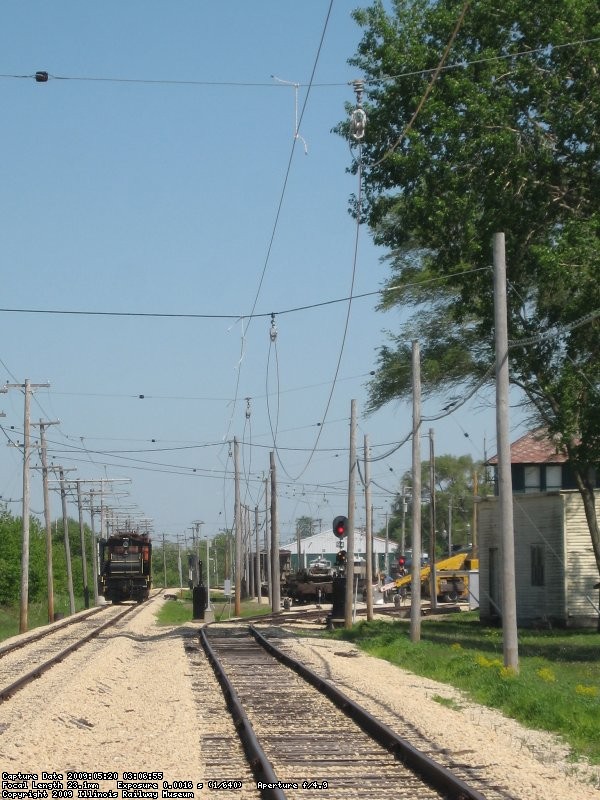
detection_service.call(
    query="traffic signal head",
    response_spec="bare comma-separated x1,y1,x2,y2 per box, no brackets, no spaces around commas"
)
335,549,347,566
332,515,348,538
398,556,406,567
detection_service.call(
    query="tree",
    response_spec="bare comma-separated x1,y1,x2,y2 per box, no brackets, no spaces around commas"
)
296,516,316,539
339,0,600,571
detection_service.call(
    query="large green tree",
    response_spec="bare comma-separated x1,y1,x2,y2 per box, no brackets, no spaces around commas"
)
340,0,600,570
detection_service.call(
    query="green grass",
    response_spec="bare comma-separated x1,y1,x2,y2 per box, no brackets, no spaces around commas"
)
325,613,600,764
0,595,90,641
155,591,273,625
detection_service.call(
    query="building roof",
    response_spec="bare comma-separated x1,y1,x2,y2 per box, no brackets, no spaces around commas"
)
487,429,568,466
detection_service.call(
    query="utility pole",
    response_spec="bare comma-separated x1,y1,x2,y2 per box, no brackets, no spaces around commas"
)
410,342,422,642
270,450,280,612
6,380,48,633
234,437,242,616
58,467,76,615
472,470,479,559
76,481,90,608
345,399,357,628
493,232,519,672
429,428,437,612
255,506,261,604
88,489,99,604
244,504,251,598
33,419,59,623
264,476,271,606
384,511,389,576
364,434,373,621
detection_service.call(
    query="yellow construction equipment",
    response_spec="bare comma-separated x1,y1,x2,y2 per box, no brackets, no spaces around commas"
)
394,551,479,602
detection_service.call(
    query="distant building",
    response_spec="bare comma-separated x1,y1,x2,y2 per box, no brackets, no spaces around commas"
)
286,528,397,574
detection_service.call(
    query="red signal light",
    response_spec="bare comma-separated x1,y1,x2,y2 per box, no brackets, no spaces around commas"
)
332,515,348,538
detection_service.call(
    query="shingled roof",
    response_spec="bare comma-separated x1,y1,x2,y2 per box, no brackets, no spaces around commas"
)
487,429,568,465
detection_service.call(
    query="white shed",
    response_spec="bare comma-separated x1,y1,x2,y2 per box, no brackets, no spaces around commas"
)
478,490,600,628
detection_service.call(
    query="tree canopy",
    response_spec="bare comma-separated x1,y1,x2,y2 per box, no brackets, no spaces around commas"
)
340,0,600,568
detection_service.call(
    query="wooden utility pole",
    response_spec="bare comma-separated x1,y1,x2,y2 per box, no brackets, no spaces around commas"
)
58,467,76,615
34,419,59,623
493,232,519,672
345,399,357,628
364,434,373,621
410,342,422,642
429,428,437,611
254,506,261,603
76,481,90,608
234,437,242,616
244,505,251,598
270,450,280,612
88,490,99,604
264,477,271,606
472,470,479,559
6,380,49,633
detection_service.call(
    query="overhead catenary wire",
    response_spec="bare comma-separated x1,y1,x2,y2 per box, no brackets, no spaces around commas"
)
0,266,491,321
2,36,596,88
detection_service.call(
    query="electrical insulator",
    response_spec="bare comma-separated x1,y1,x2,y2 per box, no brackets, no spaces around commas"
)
269,313,278,342
350,107,367,140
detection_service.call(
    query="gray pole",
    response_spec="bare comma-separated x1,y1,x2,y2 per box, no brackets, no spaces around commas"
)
264,477,271,606
162,533,167,588
385,511,389,576
5,381,49,632
429,428,437,611
234,437,242,616
364,434,373,621
38,420,59,622
76,481,90,608
19,380,31,633
89,490,99,605
493,232,519,672
59,467,76,614
255,506,261,603
410,341,422,642
206,534,212,610
270,450,280,612
345,399,357,628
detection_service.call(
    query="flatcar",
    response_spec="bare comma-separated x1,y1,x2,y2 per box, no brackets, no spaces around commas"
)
98,531,152,603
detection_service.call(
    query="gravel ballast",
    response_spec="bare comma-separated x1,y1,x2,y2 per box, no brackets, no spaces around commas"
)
0,596,598,799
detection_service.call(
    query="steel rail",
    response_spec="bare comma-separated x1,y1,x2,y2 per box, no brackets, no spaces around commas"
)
250,624,487,800
0,605,133,701
199,628,287,800
0,605,107,658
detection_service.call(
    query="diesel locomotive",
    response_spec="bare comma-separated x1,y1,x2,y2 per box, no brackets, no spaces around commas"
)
98,531,152,603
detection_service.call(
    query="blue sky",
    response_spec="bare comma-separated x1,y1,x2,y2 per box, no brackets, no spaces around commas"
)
0,1,521,545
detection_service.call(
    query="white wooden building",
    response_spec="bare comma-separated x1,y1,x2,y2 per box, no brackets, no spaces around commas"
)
478,490,600,628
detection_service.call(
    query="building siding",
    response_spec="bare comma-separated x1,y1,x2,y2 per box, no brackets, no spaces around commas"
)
478,491,598,627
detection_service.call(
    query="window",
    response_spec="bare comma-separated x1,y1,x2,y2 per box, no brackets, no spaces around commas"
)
545,465,562,491
524,465,541,493
531,544,545,586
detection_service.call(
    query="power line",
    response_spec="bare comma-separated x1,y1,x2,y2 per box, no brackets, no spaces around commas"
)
2,37,597,89
0,267,490,322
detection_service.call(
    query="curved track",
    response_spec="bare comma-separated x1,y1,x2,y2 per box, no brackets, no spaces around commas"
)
0,602,144,701
201,624,488,800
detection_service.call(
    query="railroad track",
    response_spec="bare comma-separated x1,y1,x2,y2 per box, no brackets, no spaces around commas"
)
200,624,489,800
0,601,146,701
